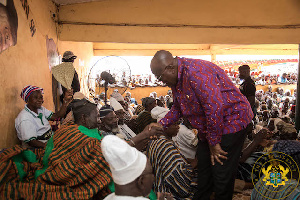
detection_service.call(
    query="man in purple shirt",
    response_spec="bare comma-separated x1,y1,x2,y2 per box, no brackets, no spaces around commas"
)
150,50,253,200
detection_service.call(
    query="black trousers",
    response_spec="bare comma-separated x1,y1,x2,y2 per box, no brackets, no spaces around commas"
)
193,126,248,200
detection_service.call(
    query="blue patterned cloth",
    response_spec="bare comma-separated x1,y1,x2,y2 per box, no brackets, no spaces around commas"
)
273,140,300,165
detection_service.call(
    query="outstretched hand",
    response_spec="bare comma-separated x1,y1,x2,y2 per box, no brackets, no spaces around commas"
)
146,123,164,139
186,158,198,169
157,192,173,200
254,128,272,144
209,143,228,165
131,123,163,151
63,89,73,104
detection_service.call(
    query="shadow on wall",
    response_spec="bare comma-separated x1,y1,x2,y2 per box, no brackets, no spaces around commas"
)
0,0,18,54
292,0,300,7
46,36,60,112
4,86,22,147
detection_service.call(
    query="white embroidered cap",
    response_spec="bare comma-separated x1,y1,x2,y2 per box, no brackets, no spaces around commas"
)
101,135,147,185
110,97,124,111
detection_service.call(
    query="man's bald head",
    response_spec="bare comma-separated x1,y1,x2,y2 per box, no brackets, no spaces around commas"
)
150,50,179,87
150,50,174,75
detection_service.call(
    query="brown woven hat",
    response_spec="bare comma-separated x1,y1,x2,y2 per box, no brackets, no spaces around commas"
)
73,92,86,100
52,62,75,89
63,51,77,60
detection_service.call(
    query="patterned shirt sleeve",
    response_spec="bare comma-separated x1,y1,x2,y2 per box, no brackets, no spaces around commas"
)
189,66,224,146
159,96,182,128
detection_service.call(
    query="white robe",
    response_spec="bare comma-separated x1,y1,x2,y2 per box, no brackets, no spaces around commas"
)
118,124,136,140
104,193,149,200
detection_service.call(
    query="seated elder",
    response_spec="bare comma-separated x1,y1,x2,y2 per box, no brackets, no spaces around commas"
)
136,97,157,134
0,98,162,199
237,127,274,183
111,91,135,123
15,85,73,148
102,135,154,200
110,97,136,140
102,135,174,200
98,104,119,137
99,103,161,151
151,106,198,160
147,107,197,199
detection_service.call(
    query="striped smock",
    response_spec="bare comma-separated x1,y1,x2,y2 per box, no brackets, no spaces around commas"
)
146,136,196,200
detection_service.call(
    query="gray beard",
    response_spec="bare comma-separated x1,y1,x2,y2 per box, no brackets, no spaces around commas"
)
102,124,119,133
111,127,120,134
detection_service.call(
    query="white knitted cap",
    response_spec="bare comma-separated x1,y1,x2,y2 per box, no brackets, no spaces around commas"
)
101,135,147,185
111,91,124,102
110,97,124,111
151,106,170,122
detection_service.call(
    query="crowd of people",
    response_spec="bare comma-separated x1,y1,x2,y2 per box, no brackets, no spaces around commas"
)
95,59,298,89
0,50,299,200
231,65,299,199
227,70,298,86
96,70,298,89
95,74,167,89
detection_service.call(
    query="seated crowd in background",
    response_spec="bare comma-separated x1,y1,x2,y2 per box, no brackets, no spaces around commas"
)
226,70,298,86
231,84,300,198
98,69,298,89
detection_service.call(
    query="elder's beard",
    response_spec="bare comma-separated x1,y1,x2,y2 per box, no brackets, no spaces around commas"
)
102,123,119,133
111,127,120,134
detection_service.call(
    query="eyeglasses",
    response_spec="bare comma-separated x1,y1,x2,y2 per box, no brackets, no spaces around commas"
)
156,66,167,81
156,60,174,81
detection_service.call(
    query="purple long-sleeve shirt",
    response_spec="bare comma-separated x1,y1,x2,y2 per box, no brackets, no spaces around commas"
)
159,57,253,146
